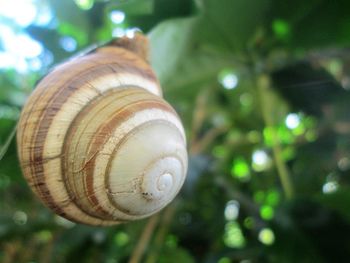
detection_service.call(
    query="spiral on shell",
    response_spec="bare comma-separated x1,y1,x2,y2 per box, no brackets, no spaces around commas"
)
16,34,188,226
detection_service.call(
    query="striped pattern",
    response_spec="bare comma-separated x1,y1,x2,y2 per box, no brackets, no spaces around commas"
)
17,45,187,225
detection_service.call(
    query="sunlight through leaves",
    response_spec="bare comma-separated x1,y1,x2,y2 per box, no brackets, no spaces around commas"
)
218,69,239,90
258,228,275,245
231,158,250,181
224,221,246,248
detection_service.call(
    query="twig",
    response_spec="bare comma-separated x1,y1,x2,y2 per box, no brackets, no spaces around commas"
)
128,215,160,263
190,88,210,144
189,88,229,154
190,125,229,154
39,234,55,263
215,176,260,215
19,236,36,262
256,74,294,199
0,123,17,162
2,240,20,263
145,204,178,263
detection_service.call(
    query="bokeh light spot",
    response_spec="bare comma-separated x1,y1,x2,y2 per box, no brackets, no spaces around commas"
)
272,19,290,40
253,150,269,166
165,235,178,248
224,200,240,221
0,25,43,72
114,232,129,246
125,27,141,38
59,36,78,52
285,113,300,129
252,150,271,172
0,0,37,27
231,158,250,181
258,228,275,245
13,210,27,225
322,181,338,194
266,190,280,206
110,10,125,24
0,52,15,69
74,0,94,10
224,222,246,248
28,57,43,71
260,205,274,220
92,231,106,244
34,5,53,26
243,217,255,229
212,145,228,158
338,157,350,171
112,27,125,37
13,34,43,58
36,230,53,243
218,69,239,90
328,59,342,77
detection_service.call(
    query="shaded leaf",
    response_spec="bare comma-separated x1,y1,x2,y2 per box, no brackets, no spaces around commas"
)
149,17,197,84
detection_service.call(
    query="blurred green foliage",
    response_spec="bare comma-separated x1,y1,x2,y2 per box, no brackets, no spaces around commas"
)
1,0,350,262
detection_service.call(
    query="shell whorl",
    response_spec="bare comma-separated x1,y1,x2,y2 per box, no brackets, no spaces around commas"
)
16,38,188,226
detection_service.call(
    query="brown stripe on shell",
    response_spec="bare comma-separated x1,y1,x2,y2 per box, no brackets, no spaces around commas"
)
60,87,148,220
84,101,177,219
61,87,177,220
96,48,160,94
20,46,158,172
102,34,150,62
21,48,159,222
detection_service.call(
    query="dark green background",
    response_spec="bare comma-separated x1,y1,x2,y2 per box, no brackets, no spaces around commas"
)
1,0,350,262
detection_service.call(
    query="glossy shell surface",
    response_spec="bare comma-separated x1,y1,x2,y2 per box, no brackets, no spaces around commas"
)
17,42,188,225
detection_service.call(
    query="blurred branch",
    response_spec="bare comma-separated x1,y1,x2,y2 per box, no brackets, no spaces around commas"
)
190,88,210,143
39,235,55,263
2,241,19,263
144,203,178,263
215,176,260,215
19,236,36,262
0,123,17,162
257,74,294,199
190,125,229,155
128,215,160,263
189,88,229,154
308,48,350,61
334,122,350,134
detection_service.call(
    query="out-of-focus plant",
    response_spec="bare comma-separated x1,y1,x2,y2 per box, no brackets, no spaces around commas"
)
1,0,350,262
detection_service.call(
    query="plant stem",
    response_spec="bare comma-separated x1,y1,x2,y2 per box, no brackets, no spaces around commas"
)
0,123,17,162
128,215,160,263
256,74,294,199
145,204,177,263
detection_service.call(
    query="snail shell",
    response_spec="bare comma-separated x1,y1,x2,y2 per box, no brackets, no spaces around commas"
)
16,35,188,226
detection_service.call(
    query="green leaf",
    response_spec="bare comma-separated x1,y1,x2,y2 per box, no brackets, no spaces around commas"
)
269,0,350,49
58,22,88,46
196,0,270,53
110,0,154,15
0,124,17,162
50,0,89,38
148,17,197,84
